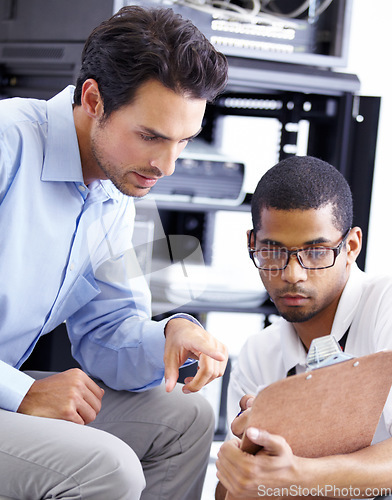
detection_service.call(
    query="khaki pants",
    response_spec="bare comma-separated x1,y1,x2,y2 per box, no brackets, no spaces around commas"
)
0,373,214,499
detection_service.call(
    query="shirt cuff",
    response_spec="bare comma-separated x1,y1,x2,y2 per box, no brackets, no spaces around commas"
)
143,313,202,371
0,361,35,411
166,312,203,328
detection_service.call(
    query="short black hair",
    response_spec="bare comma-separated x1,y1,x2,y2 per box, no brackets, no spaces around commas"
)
251,156,353,233
74,6,228,118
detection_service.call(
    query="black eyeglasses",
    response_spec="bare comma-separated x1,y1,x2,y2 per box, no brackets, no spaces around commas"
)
248,228,351,271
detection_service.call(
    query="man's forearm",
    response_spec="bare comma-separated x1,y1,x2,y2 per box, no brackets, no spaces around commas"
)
217,431,392,499
295,438,392,498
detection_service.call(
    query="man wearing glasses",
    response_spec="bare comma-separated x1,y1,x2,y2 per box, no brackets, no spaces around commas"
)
215,155,392,499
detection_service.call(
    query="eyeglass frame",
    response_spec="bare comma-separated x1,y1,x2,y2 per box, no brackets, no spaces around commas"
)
248,227,352,271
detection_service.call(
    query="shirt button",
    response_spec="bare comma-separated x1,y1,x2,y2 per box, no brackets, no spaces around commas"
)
78,185,86,192
69,262,75,271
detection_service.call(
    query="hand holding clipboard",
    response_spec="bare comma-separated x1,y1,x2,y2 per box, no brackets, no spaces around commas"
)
224,349,392,500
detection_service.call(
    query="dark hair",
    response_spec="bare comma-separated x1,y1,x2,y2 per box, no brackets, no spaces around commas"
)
251,156,353,233
74,6,228,117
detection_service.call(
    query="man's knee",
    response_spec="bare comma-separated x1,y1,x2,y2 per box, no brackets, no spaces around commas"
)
82,430,146,498
0,415,145,500
49,427,146,499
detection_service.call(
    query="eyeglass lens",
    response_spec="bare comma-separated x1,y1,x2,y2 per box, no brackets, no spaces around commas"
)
253,247,336,270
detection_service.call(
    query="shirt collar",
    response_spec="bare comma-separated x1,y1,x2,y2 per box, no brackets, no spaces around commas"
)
41,86,123,204
330,263,365,343
86,179,123,204
41,86,84,183
280,321,308,373
99,180,123,202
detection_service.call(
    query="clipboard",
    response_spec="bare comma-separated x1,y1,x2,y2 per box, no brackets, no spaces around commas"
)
224,350,392,500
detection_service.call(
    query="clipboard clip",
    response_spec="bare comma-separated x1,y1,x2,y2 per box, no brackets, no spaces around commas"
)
306,335,353,370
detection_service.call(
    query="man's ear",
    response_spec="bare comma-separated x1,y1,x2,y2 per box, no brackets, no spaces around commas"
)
80,79,104,120
247,229,255,249
346,226,362,264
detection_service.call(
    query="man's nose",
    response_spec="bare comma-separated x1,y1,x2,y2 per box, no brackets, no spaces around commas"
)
281,253,307,283
150,146,178,177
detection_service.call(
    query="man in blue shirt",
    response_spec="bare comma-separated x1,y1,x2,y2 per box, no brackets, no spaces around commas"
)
0,6,228,499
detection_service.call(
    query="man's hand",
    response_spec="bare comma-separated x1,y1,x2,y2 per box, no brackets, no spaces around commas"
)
163,317,228,393
216,428,298,498
215,394,256,499
17,368,104,425
231,394,255,438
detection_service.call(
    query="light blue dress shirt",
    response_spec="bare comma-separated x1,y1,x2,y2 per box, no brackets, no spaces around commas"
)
0,86,193,412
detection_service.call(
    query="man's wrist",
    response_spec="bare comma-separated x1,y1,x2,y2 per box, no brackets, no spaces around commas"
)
164,314,201,337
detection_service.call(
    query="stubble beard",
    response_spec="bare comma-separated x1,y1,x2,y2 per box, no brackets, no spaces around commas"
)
90,136,161,198
277,307,320,324
266,283,318,324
